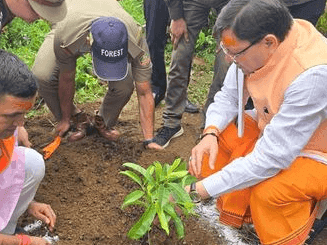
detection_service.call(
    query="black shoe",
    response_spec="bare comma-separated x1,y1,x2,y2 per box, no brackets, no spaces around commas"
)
185,99,199,113
153,92,165,107
154,126,184,148
305,216,327,244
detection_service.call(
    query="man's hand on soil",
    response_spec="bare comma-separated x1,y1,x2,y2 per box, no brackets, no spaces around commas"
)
55,120,70,137
28,201,56,232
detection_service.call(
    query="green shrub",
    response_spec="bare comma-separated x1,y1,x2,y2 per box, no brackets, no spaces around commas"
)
0,18,50,67
317,11,327,36
119,0,145,25
74,54,106,103
2,2,327,108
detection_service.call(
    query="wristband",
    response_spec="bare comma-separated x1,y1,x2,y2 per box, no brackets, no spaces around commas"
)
203,125,220,136
16,234,31,245
200,132,219,141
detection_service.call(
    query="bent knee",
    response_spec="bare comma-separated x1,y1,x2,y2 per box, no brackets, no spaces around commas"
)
23,147,45,184
250,180,284,207
108,80,134,98
32,65,52,85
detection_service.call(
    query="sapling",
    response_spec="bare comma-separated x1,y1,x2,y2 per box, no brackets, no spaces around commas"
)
120,158,197,240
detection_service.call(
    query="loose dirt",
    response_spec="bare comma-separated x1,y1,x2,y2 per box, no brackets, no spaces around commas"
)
21,95,327,245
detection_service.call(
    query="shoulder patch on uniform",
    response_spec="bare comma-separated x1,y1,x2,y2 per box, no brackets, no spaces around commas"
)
139,52,150,66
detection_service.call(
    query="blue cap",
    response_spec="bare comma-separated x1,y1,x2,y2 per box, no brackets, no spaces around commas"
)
91,17,128,81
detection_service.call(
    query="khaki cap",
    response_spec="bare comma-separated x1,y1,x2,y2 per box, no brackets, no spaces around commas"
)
28,0,67,23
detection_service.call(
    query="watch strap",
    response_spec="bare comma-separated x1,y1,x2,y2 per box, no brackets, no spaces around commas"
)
189,182,201,203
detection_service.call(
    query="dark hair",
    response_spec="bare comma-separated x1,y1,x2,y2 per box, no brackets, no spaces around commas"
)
213,0,293,44
0,49,38,98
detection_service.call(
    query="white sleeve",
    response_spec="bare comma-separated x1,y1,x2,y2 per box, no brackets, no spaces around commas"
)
202,65,327,197
205,63,241,131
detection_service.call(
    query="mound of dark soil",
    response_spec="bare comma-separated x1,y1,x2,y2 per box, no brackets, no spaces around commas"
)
21,97,327,245
22,98,225,245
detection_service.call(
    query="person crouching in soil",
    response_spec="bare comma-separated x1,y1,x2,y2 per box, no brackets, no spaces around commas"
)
184,0,327,244
32,0,162,149
0,50,56,245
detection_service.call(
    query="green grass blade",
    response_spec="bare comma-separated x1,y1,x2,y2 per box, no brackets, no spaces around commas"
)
127,204,156,240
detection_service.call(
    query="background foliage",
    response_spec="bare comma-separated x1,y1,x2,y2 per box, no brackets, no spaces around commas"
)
0,0,327,107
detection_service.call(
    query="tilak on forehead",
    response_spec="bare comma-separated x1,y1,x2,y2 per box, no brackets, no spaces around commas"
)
222,35,238,46
12,101,33,110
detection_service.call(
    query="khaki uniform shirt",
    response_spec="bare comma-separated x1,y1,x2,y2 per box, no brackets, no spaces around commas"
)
53,0,151,82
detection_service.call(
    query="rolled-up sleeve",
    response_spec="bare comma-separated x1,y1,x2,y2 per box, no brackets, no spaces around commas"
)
131,34,152,83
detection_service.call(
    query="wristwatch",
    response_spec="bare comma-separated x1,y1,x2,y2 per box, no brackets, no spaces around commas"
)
189,182,201,203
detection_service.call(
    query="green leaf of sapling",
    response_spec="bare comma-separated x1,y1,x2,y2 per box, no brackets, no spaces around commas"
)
123,162,147,177
181,174,198,187
168,158,181,175
174,160,188,171
167,170,189,181
153,161,163,182
163,203,185,239
144,165,155,184
155,202,169,235
167,182,193,203
122,190,145,209
162,163,170,178
127,204,156,240
157,185,170,208
120,170,143,187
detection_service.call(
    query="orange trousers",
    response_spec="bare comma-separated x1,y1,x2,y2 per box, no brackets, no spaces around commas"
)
200,115,327,245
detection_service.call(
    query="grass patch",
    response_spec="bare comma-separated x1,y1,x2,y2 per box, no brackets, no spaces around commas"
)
188,63,214,106
119,0,145,25
317,10,327,36
0,18,50,67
